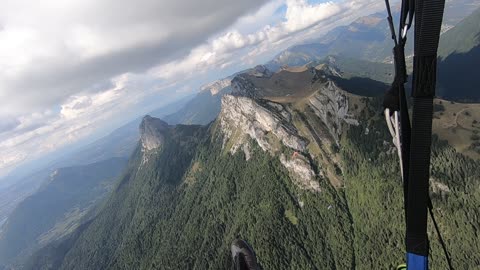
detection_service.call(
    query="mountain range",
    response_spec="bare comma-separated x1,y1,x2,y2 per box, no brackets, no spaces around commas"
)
24,58,480,269
1,3,480,270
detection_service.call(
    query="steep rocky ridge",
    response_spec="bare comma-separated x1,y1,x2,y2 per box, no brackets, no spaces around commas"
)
218,64,365,191
139,115,169,151
220,95,306,153
219,95,319,191
308,80,359,144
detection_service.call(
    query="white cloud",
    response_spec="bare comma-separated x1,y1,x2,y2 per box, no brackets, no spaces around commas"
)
0,0,269,116
150,0,382,80
0,71,181,176
284,0,341,32
0,0,386,177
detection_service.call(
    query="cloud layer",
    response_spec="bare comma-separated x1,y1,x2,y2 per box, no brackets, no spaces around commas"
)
0,0,270,115
0,0,384,177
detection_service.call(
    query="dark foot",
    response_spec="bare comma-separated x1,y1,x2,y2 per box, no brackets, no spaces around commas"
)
231,239,259,270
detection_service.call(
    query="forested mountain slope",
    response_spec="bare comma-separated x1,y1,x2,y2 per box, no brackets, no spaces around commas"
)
27,65,480,269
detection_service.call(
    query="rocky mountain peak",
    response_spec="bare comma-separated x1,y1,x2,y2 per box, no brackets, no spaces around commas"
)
313,59,342,79
139,115,169,151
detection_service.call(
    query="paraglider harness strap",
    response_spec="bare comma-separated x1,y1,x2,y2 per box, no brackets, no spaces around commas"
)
384,0,453,269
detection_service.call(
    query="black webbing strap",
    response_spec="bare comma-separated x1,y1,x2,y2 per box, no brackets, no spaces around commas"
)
406,0,445,256
383,0,413,222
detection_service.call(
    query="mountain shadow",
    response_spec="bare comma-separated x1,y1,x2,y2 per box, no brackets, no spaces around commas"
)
438,42,480,102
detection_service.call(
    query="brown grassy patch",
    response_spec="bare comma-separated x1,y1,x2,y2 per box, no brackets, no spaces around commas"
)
432,99,480,159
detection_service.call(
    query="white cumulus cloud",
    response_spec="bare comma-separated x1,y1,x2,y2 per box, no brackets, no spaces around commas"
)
0,0,385,178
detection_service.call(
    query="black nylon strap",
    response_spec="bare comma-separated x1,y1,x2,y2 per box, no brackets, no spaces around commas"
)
412,55,437,98
406,0,445,256
414,0,445,56
406,97,433,256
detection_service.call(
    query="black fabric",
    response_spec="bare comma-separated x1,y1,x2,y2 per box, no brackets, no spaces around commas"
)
385,0,451,266
383,84,400,112
231,239,259,270
414,0,446,56
406,0,445,257
383,0,413,222
385,0,398,45
412,55,437,98
406,97,434,256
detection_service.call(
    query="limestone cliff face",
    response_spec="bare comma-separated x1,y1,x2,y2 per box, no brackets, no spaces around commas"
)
308,80,359,144
139,115,169,151
279,154,319,192
219,95,319,192
220,95,307,153
216,62,365,192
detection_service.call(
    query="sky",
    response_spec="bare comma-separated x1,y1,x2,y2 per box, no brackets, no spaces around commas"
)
0,0,385,179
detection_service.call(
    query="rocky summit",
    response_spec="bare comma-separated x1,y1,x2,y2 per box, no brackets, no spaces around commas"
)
139,115,169,151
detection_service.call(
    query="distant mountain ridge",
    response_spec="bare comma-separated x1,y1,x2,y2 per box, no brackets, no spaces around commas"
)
0,158,127,268
268,0,479,68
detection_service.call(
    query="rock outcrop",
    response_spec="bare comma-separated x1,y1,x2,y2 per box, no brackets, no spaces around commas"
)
139,115,169,151
430,178,451,197
309,80,359,144
279,154,319,192
220,95,307,153
219,95,320,192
